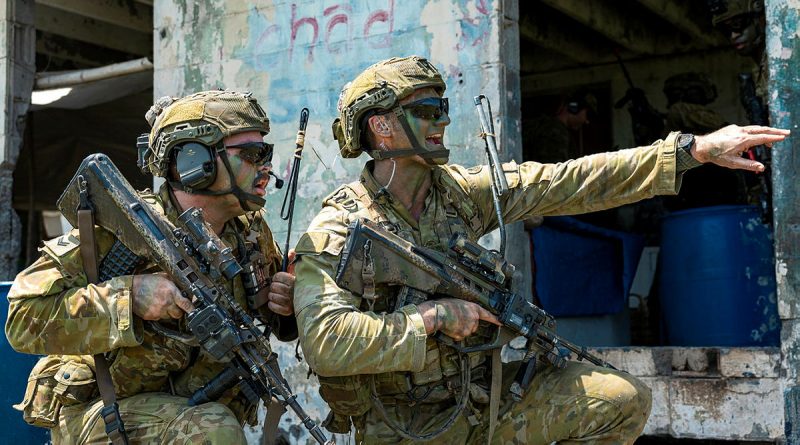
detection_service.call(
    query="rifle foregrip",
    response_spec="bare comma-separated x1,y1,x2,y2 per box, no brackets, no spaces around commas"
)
188,366,240,406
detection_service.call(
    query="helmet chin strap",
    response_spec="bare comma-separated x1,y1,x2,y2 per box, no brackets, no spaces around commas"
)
369,105,449,164
169,149,266,211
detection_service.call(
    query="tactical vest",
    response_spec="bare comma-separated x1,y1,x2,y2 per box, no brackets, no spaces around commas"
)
314,166,494,433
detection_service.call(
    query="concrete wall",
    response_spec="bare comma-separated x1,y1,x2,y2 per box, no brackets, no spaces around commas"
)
154,0,521,441
765,0,800,442
0,0,35,279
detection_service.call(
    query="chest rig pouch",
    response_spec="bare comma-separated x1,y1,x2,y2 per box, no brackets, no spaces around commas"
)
235,218,273,311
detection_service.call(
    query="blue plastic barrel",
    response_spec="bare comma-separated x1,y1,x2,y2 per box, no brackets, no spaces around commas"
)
658,206,779,346
0,282,51,443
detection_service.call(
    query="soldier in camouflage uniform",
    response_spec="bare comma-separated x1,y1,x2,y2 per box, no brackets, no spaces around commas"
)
292,56,788,444
661,72,745,209
663,72,726,136
5,90,297,444
710,0,767,99
524,89,597,163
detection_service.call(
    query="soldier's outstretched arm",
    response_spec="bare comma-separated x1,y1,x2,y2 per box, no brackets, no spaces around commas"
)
452,125,788,230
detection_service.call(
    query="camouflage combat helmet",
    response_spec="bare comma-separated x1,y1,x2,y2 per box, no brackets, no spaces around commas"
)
333,55,446,160
141,90,270,178
709,0,763,26
663,72,718,105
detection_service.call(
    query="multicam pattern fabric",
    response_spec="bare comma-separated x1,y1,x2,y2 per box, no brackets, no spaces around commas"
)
354,361,652,445
294,132,685,443
51,393,246,444
5,183,289,441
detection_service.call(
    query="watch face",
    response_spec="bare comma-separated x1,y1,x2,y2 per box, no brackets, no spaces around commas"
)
678,134,694,150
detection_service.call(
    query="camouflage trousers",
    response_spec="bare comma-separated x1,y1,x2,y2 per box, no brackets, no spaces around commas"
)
356,361,652,445
50,393,247,444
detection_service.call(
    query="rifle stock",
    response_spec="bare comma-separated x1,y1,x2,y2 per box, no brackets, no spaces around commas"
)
58,154,332,445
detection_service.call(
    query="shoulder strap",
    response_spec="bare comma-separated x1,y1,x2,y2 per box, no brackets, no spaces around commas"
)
332,181,387,224
76,176,130,445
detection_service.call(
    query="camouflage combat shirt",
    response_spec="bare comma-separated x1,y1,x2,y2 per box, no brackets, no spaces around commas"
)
6,184,295,425
293,132,695,426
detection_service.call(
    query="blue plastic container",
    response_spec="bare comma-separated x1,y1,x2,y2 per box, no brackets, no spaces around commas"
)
532,216,645,317
658,206,779,346
0,282,51,443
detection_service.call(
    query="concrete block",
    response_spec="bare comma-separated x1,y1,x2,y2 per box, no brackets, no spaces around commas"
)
668,378,783,440
641,377,670,436
719,348,780,378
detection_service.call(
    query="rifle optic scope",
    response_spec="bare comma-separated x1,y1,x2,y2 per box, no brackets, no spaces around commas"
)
448,233,515,286
178,207,243,280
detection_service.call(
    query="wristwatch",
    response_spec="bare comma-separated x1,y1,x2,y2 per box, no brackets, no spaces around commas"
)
677,133,695,156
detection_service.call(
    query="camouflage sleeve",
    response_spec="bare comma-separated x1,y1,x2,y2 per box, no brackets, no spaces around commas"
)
448,131,685,232
5,229,143,355
293,207,428,377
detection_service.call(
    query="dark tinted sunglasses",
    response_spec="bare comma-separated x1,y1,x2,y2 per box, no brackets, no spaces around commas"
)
403,97,449,121
226,142,274,165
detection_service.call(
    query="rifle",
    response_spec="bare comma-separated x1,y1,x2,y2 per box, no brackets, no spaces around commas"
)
57,154,332,445
335,218,616,402
738,72,772,223
614,52,665,146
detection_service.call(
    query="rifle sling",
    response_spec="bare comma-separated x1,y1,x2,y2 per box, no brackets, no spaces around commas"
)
77,208,130,445
261,396,287,445
487,349,501,444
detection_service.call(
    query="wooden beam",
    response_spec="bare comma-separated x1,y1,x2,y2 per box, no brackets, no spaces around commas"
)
539,0,673,55
36,0,152,33
635,0,725,47
35,4,151,56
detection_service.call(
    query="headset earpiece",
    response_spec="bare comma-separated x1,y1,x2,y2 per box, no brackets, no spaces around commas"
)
173,142,217,190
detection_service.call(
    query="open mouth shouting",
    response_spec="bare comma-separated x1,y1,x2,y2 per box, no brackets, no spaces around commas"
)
252,173,269,196
426,133,444,147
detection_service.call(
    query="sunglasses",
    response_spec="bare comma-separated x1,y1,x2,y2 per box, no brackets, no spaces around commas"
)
226,142,274,165
403,97,449,121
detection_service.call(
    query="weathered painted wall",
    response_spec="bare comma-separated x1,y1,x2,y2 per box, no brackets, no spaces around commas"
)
0,0,34,279
765,0,800,442
154,0,520,442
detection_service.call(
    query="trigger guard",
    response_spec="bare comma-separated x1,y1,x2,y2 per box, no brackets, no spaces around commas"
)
432,326,514,354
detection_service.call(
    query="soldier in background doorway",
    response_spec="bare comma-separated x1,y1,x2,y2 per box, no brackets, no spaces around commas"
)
710,0,767,99
662,72,746,210
524,89,597,163
710,0,772,219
